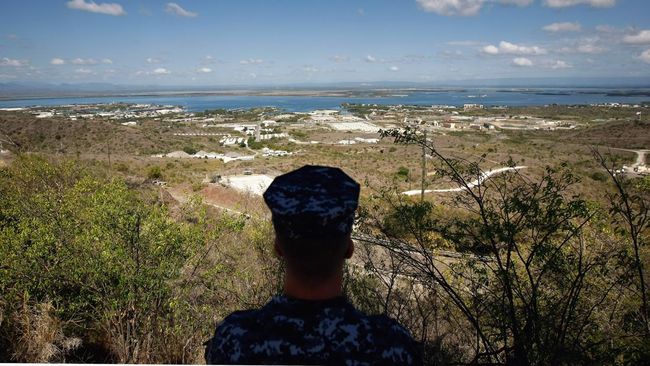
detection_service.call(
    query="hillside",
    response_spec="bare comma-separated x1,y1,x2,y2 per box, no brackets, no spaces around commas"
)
0,111,218,156
563,119,650,149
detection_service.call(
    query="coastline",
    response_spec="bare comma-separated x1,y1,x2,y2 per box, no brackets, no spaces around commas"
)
0,88,470,101
1,88,649,113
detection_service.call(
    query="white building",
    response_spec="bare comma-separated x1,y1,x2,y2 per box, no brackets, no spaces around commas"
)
464,104,484,111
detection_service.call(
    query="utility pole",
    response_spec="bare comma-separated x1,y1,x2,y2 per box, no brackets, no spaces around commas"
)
421,129,427,202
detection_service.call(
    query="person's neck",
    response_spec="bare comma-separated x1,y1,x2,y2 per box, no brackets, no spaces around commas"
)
283,270,344,301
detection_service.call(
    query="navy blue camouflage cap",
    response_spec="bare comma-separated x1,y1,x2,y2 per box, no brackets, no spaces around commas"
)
263,165,360,240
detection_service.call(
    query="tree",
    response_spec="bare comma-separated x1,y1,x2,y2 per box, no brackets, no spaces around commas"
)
351,127,627,365
593,149,649,335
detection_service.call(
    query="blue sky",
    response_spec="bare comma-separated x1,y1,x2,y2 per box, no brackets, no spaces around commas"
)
0,0,649,85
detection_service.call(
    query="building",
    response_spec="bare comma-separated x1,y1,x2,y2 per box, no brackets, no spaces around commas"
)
463,104,484,111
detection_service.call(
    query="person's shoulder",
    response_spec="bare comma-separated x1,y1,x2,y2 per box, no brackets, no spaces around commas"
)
205,309,259,364
220,308,258,324
213,308,259,337
360,313,421,364
335,299,415,341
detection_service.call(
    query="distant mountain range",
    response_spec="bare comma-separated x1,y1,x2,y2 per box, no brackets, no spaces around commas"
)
1,77,650,99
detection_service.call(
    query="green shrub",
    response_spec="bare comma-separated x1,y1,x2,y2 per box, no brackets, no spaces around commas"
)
115,162,128,172
0,156,280,363
590,171,608,182
289,130,308,139
192,182,205,192
247,137,264,150
182,146,197,155
147,166,162,180
396,166,410,181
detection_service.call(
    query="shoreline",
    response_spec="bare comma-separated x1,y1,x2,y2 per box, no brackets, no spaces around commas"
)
1,86,650,102
0,88,471,102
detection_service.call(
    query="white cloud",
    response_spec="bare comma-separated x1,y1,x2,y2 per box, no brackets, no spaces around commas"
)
416,0,484,16
558,37,607,54
577,44,606,54
201,55,216,64
146,57,162,64
153,68,171,75
500,41,546,55
365,54,377,63
330,55,350,63
483,41,546,55
50,58,65,65
0,57,28,67
197,67,212,73
512,57,533,66
482,45,500,54
640,49,650,64
66,0,126,16
72,58,99,65
550,60,572,69
415,0,531,16
543,22,581,32
623,30,650,45
403,54,428,63
165,3,198,17
302,66,319,73
596,25,617,33
239,58,263,65
102,58,113,64
75,68,94,74
389,66,400,71
440,50,464,58
499,0,533,5
543,0,616,8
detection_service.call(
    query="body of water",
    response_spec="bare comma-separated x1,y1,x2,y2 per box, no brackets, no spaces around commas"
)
1,89,649,112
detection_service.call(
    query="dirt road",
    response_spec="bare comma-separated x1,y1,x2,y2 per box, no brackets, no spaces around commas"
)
402,166,527,196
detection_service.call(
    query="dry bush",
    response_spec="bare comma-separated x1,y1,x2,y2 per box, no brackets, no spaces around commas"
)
95,198,281,364
10,301,81,362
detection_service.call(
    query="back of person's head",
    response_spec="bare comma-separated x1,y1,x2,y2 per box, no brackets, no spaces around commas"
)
263,165,360,281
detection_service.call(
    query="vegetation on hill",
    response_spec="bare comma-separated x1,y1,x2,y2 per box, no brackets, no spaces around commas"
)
0,112,220,156
563,119,650,149
0,156,281,363
0,149,647,364
0,105,648,364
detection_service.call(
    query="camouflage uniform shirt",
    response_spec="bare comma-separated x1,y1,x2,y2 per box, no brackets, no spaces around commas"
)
205,295,420,365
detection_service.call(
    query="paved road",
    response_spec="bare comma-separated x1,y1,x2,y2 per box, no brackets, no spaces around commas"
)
634,150,649,166
402,166,527,196
606,148,649,167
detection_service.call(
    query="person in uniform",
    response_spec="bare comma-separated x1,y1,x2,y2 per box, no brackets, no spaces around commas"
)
205,165,420,365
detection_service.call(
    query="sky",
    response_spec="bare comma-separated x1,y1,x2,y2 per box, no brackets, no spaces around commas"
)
0,0,649,86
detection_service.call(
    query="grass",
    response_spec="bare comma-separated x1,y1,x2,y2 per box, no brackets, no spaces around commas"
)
1,104,648,364
1,105,645,211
